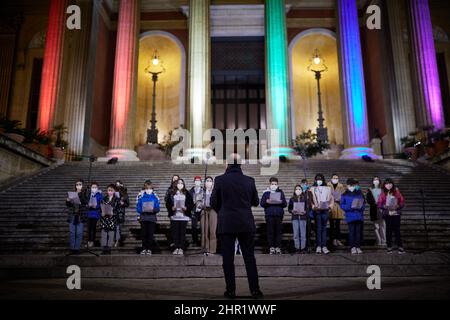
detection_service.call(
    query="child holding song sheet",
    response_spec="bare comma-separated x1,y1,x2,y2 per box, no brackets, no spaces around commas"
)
340,178,366,255
136,180,161,255
260,177,287,255
65,179,88,254
100,184,120,255
377,178,405,254
288,185,308,254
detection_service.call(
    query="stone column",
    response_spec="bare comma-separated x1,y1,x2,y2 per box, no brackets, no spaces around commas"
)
187,0,210,150
63,0,92,159
408,0,445,129
337,0,378,159
386,0,417,152
265,0,290,150
37,0,68,132
103,0,140,161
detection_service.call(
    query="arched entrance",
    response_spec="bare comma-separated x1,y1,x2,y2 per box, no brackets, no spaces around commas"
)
289,29,343,146
137,31,186,145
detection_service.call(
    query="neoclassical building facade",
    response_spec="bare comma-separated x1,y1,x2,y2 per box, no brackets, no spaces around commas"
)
1,0,450,160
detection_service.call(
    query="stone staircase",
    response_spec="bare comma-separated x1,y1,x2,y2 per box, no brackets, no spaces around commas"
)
1,159,450,255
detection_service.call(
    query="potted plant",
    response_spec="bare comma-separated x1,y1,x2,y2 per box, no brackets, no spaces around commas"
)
401,131,420,160
293,130,330,158
0,117,25,143
50,124,68,160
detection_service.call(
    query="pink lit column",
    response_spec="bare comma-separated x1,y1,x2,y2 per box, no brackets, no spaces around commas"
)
37,0,68,132
337,0,379,159
104,0,140,161
409,0,445,129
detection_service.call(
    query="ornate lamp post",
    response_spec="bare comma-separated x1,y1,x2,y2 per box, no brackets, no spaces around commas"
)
144,50,165,144
307,49,328,144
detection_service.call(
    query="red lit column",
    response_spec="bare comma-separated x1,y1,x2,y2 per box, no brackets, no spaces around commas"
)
37,0,68,132
103,0,140,161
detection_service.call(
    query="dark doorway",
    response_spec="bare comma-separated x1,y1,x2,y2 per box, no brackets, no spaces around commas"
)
211,37,266,157
437,52,450,126
27,58,43,130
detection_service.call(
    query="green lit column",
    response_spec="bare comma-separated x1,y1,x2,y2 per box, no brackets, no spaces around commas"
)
265,0,292,157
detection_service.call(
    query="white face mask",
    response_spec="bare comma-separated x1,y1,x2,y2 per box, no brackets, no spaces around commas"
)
205,181,213,189
316,180,323,186
194,180,201,187
270,184,278,191
145,189,153,195
348,186,355,192
91,187,98,194
373,180,380,187
177,183,184,190
295,190,302,196
331,179,339,185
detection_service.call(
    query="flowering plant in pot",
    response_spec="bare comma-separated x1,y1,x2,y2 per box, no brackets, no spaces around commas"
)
401,131,420,160
50,124,68,160
0,117,25,143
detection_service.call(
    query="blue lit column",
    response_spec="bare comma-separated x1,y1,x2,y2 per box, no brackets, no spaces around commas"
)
337,0,378,159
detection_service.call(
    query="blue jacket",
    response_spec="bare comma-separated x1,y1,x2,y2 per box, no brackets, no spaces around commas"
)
340,190,366,223
260,188,287,217
87,191,103,219
136,192,160,222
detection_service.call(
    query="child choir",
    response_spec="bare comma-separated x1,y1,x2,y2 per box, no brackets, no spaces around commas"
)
65,173,405,256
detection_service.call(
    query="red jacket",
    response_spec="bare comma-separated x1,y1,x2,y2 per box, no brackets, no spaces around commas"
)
377,189,405,216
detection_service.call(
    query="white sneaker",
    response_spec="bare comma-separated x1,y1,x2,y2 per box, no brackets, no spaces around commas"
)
322,247,330,255
178,249,184,255
275,247,281,255
172,248,179,255
336,240,344,247
87,241,93,248
333,239,338,246
356,248,363,254
140,249,147,255
269,247,275,255
351,247,357,255
316,247,322,254
146,250,152,255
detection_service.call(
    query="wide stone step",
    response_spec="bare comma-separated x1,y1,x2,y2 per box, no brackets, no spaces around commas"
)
1,253,449,279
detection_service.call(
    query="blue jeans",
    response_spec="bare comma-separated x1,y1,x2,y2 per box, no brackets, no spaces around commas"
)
292,219,307,250
315,210,329,248
69,219,84,250
348,221,363,248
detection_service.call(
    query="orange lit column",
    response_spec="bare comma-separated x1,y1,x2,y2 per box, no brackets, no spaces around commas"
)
103,0,140,161
37,0,68,132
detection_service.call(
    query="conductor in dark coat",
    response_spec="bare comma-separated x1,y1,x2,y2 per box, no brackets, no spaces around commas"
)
211,153,263,299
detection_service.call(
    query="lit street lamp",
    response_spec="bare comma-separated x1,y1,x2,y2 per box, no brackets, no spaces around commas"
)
307,49,328,144
144,50,165,144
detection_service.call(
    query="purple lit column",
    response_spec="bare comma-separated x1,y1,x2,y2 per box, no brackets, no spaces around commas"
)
337,0,376,159
408,0,444,129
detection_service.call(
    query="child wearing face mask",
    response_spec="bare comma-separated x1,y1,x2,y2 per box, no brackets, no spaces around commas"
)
114,180,129,248
136,180,161,255
100,184,120,255
189,176,204,247
340,179,366,254
378,178,405,254
288,185,308,254
301,179,314,251
309,174,334,255
201,176,217,255
165,175,180,251
366,176,386,246
86,182,103,248
65,179,88,254
166,178,194,255
260,177,287,255
327,174,346,248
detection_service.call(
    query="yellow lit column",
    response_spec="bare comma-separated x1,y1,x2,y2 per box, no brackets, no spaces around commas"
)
187,0,211,150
